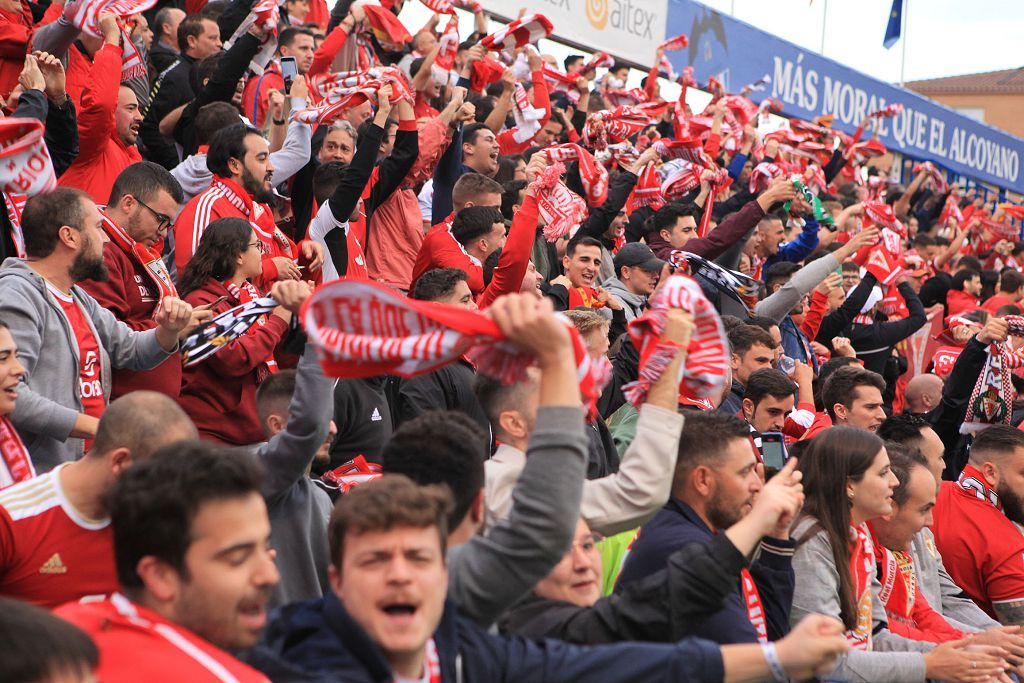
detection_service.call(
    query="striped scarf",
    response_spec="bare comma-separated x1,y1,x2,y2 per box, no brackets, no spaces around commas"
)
962,316,1024,434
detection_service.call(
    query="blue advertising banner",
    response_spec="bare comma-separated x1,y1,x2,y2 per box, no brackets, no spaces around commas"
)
664,0,1024,193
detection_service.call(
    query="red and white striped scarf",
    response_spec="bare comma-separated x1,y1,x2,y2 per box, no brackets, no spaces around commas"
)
99,209,176,302
542,144,608,206
0,416,33,490
510,83,545,143
580,51,613,73
622,274,728,408
659,159,701,201
2,192,26,258
63,0,155,79
481,14,553,51
0,118,57,197
223,0,279,74
302,279,611,420
528,163,588,242
658,33,688,51
583,106,653,151
962,316,1024,434
433,15,459,73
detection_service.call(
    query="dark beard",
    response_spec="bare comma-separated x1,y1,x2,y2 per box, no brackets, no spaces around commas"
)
705,495,746,531
998,481,1024,525
242,167,274,205
69,248,108,282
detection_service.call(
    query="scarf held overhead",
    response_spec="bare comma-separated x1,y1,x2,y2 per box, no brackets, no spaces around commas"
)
301,279,610,419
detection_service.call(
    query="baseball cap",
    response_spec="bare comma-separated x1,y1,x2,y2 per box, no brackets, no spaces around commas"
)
613,243,666,274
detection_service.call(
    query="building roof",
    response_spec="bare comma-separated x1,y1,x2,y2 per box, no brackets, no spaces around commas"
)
907,68,1024,95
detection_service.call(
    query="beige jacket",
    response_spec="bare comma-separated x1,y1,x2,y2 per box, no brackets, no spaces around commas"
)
484,404,684,537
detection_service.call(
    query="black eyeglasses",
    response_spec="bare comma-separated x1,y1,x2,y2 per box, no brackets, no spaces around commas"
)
133,196,173,231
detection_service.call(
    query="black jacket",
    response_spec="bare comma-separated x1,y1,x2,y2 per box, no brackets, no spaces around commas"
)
140,52,197,169
843,281,927,376
930,336,989,480
396,360,490,440
172,33,260,157
498,532,746,643
256,592,727,682
324,376,393,471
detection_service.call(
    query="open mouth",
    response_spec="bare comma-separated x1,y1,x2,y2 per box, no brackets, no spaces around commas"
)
238,602,266,630
380,602,419,623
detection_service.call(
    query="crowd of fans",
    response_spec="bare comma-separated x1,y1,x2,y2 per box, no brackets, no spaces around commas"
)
5,0,1024,681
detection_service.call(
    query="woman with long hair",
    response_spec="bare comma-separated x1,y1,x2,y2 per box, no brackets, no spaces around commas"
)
178,218,293,445
792,427,1006,681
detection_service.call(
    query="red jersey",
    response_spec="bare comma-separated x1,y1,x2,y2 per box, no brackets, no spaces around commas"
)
0,465,115,607
932,465,1024,619
982,293,1018,316
56,593,269,683
411,215,485,294
799,411,833,441
49,284,105,427
929,345,963,380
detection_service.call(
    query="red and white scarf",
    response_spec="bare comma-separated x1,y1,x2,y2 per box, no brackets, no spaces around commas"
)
2,192,26,258
658,33,689,51
223,0,279,74
529,163,588,242
740,568,768,643
542,144,608,206
63,0,156,80
622,274,728,408
222,280,277,378
846,523,875,651
302,278,611,420
961,316,1024,434
583,106,653,151
957,464,1002,510
99,210,175,302
0,118,57,197
209,176,285,255
580,51,614,73
433,15,459,74
660,159,701,201
0,416,33,490
868,103,904,119
511,83,545,143
480,13,553,50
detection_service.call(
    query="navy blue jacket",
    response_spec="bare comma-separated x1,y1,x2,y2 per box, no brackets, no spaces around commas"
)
615,498,795,644
255,591,726,682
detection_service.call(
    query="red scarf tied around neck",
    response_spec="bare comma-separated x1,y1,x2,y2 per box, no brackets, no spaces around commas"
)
302,279,611,420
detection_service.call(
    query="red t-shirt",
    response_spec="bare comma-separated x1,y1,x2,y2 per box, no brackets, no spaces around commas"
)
932,466,1024,619
929,345,963,380
0,464,116,607
50,285,105,430
56,593,270,683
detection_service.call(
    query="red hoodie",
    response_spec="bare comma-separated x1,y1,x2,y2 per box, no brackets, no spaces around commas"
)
58,44,142,202
179,278,289,445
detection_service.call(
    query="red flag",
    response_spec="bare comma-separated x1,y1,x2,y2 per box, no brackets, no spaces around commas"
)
362,4,412,51
658,34,688,51
480,14,553,51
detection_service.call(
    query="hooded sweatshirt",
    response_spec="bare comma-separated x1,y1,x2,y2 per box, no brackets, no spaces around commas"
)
0,259,173,471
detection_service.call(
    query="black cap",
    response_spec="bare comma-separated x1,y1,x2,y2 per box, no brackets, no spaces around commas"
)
613,242,666,274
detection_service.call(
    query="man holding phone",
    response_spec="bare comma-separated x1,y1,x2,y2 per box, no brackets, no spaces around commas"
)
740,368,814,469
241,27,316,128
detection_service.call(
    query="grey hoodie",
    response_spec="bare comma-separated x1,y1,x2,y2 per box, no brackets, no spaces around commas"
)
602,275,646,325
0,259,173,471
171,119,313,202
791,517,932,682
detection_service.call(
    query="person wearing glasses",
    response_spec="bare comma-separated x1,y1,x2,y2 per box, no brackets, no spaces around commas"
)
80,162,209,403
177,217,311,446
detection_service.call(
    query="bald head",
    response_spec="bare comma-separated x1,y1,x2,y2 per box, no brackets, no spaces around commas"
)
89,391,198,461
904,374,943,414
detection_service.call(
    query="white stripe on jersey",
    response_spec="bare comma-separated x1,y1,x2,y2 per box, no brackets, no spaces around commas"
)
192,187,228,259
0,470,59,521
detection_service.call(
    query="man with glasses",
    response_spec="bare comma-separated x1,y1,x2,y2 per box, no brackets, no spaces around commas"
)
80,162,209,401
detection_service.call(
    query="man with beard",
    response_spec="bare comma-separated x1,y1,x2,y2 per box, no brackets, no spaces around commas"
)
615,412,798,645
57,14,143,203
55,442,277,682
79,162,211,402
0,188,194,472
932,426,1024,626
174,123,323,290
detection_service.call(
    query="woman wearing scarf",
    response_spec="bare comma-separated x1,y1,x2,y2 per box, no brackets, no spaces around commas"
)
177,218,292,446
0,319,32,488
791,428,1006,682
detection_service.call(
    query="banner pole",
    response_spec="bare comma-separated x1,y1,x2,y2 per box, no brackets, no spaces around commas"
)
899,0,909,86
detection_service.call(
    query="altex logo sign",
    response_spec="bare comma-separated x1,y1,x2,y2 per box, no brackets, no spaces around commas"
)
585,0,657,39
